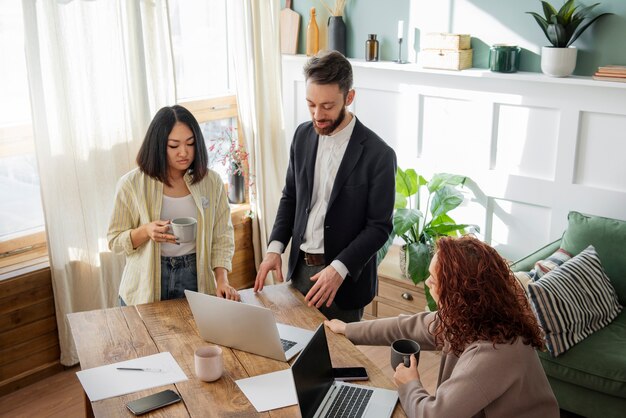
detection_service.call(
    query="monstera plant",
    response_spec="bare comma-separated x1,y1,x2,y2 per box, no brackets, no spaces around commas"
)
527,0,612,76
378,168,479,311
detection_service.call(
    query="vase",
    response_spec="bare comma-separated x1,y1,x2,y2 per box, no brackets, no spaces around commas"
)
399,245,408,279
541,46,577,77
228,170,245,204
327,16,347,56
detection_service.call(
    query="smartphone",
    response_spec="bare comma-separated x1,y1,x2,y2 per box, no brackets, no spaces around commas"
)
332,367,369,381
126,389,182,415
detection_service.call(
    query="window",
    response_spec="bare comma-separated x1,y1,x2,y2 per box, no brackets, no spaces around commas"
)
169,0,246,189
168,0,233,100
0,1,46,264
1,0,238,271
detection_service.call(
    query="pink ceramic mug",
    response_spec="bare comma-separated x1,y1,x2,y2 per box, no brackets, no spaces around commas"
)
194,345,223,382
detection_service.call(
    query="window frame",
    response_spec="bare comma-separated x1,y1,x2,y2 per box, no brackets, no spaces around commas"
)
178,94,249,203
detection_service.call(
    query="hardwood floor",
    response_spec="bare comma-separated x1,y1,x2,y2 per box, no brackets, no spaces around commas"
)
0,365,83,418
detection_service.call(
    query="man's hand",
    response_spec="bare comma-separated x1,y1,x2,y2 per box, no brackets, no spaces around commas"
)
304,265,343,308
254,252,283,292
393,354,420,386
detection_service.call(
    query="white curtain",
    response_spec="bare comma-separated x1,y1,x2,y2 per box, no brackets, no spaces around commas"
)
227,0,289,275
23,0,175,365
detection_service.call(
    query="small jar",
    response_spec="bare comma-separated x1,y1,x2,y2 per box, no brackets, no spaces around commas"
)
489,44,521,73
365,34,379,62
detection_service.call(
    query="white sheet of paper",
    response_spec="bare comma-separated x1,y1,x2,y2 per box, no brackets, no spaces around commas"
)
235,369,298,412
76,352,188,401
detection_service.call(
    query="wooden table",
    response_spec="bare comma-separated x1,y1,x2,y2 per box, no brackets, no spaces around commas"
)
68,284,407,417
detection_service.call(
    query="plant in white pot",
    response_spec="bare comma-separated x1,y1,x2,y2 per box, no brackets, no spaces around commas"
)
527,0,612,77
377,168,479,311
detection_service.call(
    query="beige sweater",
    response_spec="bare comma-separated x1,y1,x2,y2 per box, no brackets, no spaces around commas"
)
107,168,234,305
345,312,559,418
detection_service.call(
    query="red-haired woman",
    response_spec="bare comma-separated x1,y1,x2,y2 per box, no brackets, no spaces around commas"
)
325,236,558,417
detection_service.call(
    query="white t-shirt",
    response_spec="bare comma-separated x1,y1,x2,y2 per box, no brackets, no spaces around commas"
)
160,194,197,257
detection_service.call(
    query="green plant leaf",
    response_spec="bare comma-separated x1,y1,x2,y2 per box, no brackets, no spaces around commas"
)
395,192,407,209
406,242,431,284
424,285,438,311
430,186,463,219
376,232,395,266
527,11,551,42
541,1,557,21
393,208,423,238
425,223,479,238
557,0,577,23
427,173,466,193
547,22,568,47
429,213,456,226
567,12,612,46
396,168,418,197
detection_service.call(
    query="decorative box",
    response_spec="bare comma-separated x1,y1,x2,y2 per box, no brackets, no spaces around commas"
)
420,49,473,71
422,33,471,51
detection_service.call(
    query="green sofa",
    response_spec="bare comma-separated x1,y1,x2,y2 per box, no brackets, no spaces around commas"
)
511,211,626,418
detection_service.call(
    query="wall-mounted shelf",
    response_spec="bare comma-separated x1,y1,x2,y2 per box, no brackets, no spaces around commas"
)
283,54,626,90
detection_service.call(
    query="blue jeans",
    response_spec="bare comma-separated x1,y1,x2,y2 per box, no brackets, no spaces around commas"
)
160,253,198,300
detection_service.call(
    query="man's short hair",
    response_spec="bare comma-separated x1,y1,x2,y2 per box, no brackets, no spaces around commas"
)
303,51,353,98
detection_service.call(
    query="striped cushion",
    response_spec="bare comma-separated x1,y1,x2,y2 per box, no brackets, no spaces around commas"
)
534,248,571,279
513,248,572,293
528,245,622,357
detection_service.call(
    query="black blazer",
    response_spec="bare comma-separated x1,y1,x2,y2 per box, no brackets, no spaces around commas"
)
269,117,397,309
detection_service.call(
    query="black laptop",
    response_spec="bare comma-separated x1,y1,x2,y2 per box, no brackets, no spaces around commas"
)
291,324,398,418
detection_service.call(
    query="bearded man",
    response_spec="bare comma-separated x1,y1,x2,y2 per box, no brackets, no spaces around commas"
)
254,51,397,322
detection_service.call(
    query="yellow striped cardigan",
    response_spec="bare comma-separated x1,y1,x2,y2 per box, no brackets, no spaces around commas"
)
107,168,234,305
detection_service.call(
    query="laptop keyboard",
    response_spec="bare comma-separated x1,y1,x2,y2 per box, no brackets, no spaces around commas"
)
323,385,373,418
280,338,297,352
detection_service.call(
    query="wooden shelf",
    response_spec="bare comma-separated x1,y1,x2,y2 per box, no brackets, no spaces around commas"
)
365,245,427,319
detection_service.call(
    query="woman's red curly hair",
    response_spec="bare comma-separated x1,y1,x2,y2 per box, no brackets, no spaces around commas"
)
432,235,544,356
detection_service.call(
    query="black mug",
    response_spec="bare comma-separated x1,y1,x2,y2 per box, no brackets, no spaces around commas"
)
390,339,421,369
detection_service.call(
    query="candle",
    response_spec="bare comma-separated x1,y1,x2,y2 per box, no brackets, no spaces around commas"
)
397,20,404,39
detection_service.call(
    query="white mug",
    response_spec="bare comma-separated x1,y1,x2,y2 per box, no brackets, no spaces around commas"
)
170,217,197,243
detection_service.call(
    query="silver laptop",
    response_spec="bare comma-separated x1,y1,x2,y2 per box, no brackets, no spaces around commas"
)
184,289,313,361
292,324,398,418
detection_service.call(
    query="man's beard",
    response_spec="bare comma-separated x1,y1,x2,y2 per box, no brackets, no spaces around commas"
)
313,106,346,136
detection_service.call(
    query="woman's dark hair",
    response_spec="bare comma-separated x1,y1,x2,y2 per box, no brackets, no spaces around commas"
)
432,235,545,356
303,50,353,98
136,105,208,186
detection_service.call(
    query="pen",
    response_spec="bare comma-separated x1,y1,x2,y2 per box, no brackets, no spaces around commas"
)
116,367,164,372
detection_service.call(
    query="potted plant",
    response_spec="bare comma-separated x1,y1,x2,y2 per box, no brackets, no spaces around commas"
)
527,0,612,77
209,127,251,204
378,168,479,310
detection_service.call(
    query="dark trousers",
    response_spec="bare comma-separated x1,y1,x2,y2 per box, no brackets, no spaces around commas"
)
290,255,363,323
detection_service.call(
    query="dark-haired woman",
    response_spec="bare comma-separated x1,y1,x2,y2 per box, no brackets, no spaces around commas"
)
325,236,558,417
108,105,240,305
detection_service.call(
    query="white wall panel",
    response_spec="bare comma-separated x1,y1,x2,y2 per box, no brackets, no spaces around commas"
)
495,104,559,180
420,96,491,172
575,112,626,192
489,199,552,261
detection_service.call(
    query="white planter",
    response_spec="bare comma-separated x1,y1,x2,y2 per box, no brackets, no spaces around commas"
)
541,46,577,77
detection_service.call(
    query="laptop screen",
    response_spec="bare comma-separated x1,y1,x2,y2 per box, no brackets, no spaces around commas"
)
291,324,335,418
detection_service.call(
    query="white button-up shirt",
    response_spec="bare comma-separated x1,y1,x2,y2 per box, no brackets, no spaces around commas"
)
268,114,356,279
